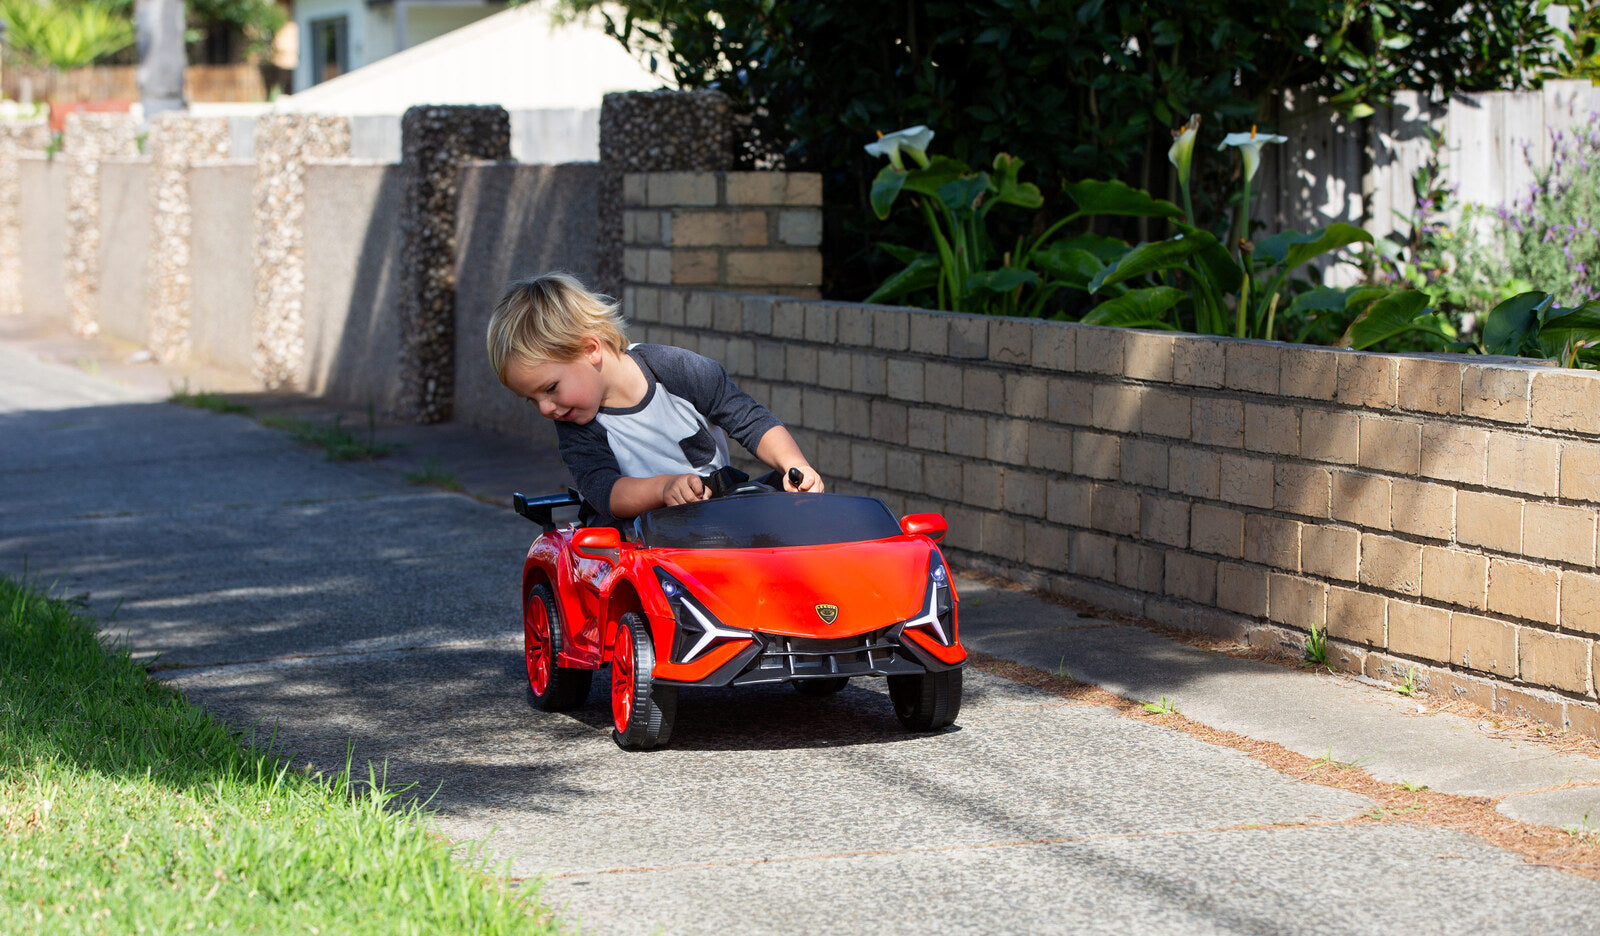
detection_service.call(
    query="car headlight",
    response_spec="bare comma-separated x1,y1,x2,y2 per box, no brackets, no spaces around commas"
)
654,568,753,664
902,552,956,645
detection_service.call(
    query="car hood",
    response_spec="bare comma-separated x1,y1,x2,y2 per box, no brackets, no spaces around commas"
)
650,538,936,637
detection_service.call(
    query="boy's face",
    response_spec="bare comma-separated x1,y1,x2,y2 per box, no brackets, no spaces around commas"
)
504,342,606,425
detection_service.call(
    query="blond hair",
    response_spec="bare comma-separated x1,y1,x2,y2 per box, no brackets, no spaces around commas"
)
486,272,628,382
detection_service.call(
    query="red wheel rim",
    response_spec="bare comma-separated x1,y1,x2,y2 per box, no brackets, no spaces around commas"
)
524,595,552,697
611,628,634,734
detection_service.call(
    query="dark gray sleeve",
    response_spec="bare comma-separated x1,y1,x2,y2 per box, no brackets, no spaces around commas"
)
633,344,782,454
556,420,622,518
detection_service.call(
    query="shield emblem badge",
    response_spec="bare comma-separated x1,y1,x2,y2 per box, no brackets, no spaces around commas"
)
815,604,839,625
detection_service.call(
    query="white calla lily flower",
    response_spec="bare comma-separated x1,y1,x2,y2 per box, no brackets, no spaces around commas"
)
1218,126,1288,185
865,125,935,171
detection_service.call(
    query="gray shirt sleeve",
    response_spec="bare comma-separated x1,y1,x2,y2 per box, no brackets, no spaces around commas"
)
631,344,782,454
556,419,622,516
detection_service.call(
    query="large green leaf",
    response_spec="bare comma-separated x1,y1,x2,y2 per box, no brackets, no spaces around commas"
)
1481,291,1551,356
1031,246,1105,291
1081,286,1185,327
1341,289,1444,350
1254,223,1373,271
901,156,972,199
1536,300,1600,363
1087,236,1201,292
1171,223,1242,295
1286,286,1355,315
1048,232,1131,263
864,256,941,304
1063,179,1184,220
938,174,992,213
869,165,908,220
990,153,1044,210
967,268,1041,296
875,241,925,265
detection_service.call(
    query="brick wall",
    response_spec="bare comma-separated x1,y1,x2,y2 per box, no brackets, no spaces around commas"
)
622,234,1600,735
621,171,823,297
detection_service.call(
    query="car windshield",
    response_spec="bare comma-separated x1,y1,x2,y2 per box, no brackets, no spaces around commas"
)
636,494,902,549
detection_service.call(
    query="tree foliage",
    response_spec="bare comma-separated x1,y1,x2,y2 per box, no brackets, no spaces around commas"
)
0,0,134,71
561,0,1572,298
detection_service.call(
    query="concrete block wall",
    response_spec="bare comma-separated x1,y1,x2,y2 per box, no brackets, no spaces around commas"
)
625,283,1600,737
0,121,51,318
622,172,823,298
96,157,150,346
62,114,141,338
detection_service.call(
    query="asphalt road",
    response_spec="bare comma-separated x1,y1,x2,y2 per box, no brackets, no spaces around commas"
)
5,343,1600,935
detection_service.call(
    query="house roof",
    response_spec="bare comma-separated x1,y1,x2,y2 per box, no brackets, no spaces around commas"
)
276,3,671,115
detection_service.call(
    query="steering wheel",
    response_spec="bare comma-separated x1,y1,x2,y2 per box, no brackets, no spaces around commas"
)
704,466,805,498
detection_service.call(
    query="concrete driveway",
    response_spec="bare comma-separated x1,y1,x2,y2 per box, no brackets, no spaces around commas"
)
4,342,1600,935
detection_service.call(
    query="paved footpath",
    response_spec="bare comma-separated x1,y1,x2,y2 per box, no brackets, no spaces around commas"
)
5,335,1600,935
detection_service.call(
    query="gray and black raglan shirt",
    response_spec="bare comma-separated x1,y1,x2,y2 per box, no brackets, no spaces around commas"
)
555,344,782,518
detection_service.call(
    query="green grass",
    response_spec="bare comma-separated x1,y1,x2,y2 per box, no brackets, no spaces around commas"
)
1303,622,1332,673
404,462,465,493
257,411,397,462
0,576,556,935
169,383,254,417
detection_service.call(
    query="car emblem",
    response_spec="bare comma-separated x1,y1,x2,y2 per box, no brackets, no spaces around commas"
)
814,604,839,625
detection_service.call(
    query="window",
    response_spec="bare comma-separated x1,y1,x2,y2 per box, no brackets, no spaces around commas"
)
309,17,349,85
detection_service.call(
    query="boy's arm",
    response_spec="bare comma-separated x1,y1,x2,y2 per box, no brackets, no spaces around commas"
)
754,426,825,492
609,473,710,517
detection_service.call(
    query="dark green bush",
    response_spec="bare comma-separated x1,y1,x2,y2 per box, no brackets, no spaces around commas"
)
566,0,1568,300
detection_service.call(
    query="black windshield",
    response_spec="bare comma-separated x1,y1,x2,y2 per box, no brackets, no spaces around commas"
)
637,494,902,549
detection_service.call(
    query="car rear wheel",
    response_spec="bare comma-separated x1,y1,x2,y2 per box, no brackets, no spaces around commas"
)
794,677,849,697
611,612,677,750
888,668,962,731
525,584,592,712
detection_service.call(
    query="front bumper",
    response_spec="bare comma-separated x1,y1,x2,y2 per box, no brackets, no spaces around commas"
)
656,625,963,688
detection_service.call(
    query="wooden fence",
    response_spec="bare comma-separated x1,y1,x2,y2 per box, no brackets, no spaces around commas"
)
2,64,268,105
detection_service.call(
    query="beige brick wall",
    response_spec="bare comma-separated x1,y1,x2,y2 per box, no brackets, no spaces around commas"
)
621,171,822,297
620,253,1600,737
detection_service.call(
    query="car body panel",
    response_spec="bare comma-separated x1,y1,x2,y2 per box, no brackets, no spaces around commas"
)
519,493,966,687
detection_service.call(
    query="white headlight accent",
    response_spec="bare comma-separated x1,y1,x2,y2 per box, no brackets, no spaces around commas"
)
681,599,751,661
903,579,949,644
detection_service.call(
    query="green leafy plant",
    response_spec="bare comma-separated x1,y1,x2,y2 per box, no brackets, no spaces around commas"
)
169,381,254,416
405,462,465,492
865,126,1075,316
0,0,135,71
259,412,397,462
1142,696,1177,715
1398,779,1429,792
1067,126,1447,349
1475,291,1600,368
1391,666,1420,697
1304,622,1331,671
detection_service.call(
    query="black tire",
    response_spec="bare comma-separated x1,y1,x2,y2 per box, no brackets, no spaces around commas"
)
888,668,963,731
525,584,593,712
794,677,849,697
611,612,678,750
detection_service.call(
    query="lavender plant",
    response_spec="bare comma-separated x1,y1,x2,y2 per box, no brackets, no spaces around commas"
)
1451,119,1600,313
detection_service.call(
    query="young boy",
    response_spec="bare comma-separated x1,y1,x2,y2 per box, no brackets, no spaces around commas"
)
486,272,824,520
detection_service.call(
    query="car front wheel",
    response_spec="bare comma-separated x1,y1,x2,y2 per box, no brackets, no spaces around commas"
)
525,584,592,712
611,612,677,750
888,668,962,731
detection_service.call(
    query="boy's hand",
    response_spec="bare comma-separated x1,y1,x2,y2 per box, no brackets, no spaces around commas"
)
784,465,825,493
662,473,709,506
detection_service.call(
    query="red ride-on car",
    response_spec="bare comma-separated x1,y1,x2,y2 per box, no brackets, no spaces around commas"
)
514,468,966,750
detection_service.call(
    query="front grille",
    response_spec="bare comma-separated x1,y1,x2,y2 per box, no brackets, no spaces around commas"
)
730,627,925,685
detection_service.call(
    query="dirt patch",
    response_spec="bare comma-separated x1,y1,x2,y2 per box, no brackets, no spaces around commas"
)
968,651,1600,881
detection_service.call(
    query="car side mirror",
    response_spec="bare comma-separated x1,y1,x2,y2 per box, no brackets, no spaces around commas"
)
900,513,947,543
572,526,623,564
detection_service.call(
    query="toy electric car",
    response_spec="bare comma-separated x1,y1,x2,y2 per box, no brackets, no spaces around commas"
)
513,468,966,750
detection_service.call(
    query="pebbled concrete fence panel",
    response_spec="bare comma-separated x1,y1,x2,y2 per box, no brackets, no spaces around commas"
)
395,105,511,424
189,162,259,374
453,161,601,445
97,157,151,346
300,160,405,414
62,114,140,338
0,121,51,319
252,114,352,389
146,115,232,363
17,156,68,327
